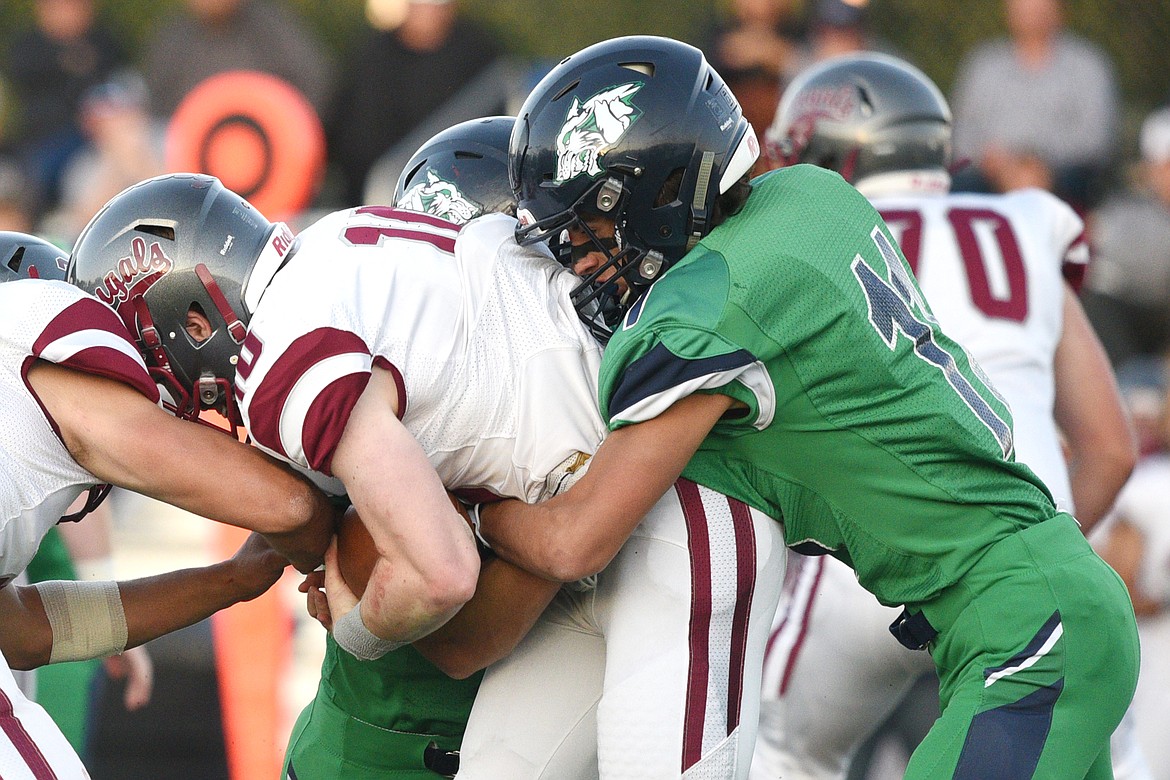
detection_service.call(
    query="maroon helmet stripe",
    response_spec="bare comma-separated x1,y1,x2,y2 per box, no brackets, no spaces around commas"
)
779,556,825,696
676,478,713,772
725,496,757,733
0,688,59,779
32,298,158,402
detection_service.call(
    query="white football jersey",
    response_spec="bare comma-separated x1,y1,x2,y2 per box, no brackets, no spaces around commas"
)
0,279,158,586
871,187,1087,510
237,209,607,503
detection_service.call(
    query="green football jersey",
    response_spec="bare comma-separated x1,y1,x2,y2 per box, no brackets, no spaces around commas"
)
599,164,1059,607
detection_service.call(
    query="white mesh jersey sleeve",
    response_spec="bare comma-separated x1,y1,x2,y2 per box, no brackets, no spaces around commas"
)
0,280,158,584
238,210,606,503
873,188,1084,511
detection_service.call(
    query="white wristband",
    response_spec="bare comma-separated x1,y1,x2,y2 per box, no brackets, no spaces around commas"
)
332,601,407,661
468,503,492,550
36,579,128,664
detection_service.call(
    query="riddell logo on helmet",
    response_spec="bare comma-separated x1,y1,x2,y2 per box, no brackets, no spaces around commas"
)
94,236,174,307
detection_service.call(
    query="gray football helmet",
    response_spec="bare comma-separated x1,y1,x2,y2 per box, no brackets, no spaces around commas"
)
67,173,293,428
0,231,69,282
766,53,952,184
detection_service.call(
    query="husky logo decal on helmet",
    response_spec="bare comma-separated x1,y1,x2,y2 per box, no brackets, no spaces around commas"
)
398,170,484,223
511,36,757,342
394,116,518,224
555,82,644,183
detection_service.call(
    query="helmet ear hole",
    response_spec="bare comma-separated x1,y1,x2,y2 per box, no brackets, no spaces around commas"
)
137,224,175,241
5,246,24,274
655,169,685,208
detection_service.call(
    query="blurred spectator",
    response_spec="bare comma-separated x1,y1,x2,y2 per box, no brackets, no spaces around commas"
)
703,0,805,175
0,158,36,233
2,0,128,214
949,0,1119,210
806,0,877,62
1093,358,1170,780
1081,106,1170,370
327,0,510,206
53,72,165,243
142,0,333,121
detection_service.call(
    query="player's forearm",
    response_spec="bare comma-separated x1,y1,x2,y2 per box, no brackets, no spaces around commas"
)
413,556,561,678
358,552,478,644
479,495,617,582
117,560,276,650
1067,453,1135,532
0,558,275,670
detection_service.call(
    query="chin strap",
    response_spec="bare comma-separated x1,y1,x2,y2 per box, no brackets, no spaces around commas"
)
195,263,246,344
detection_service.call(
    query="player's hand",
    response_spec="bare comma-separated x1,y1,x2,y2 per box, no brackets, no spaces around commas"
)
298,568,331,627
229,532,291,601
321,538,360,634
104,645,154,711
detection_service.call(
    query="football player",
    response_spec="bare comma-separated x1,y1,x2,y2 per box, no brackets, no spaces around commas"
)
72,113,786,779
477,35,1139,779
0,232,333,777
751,52,1143,780
280,116,561,779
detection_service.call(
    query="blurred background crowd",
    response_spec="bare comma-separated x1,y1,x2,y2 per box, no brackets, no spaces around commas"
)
3,0,1170,777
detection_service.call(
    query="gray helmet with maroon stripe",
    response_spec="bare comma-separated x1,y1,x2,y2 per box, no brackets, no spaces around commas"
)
766,53,952,184
0,231,69,282
67,173,294,427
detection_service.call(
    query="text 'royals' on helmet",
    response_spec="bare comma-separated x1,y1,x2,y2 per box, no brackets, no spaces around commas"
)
766,52,952,185
0,231,69,283
509,35,759,333
395,116,518,224
67,173,295,428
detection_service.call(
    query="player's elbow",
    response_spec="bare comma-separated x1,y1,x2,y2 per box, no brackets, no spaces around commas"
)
421,556,480,616
424,646,489,680
1,593,52,670
541,538,611,583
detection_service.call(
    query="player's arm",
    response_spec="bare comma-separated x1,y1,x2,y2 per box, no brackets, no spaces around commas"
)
319,508,560,678
26,360,338,573
479,392,735,582
0,532,287,670
1053,284,1137,532
413,556,561,678
326,366,480,652
1096,519,1162,617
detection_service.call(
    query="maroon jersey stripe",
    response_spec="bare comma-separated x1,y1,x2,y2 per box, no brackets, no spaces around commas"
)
779,556,825,696
32,297,158,403
0,688,59,779
245,327,371,474
676,478,712,772
724,496,757,734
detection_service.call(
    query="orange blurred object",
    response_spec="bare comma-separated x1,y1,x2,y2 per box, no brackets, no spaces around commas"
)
166,70,325,221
